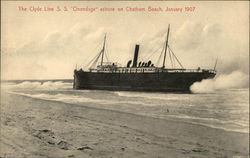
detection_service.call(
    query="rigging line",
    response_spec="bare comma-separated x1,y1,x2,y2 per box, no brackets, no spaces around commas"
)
140,47,154,61
104,49,109,62
142,43,161,60
82,40,103,66
87,48,103,68
168,48,173,68
141,29,169,60
85,53,100,68
105,42,110,62
156,45,165,67
85,50,102,68
171,46,176,68
90,50,103,68
168,45,184,69
169,47,183,69
142,36,169,60
213,57,218,71
144,46,163,62
172,51,176,68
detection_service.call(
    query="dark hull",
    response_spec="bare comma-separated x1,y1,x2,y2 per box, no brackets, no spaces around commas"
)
73,71,216,92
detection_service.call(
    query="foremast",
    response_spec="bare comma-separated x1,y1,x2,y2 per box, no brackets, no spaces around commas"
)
100,34,106,66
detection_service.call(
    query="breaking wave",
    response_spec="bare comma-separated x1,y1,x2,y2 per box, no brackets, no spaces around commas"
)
8,91,249,134
7,89,249,134
3,78,249,134
8,91,150,107
190,71,249,93
115,91,190,101
2,81,72,90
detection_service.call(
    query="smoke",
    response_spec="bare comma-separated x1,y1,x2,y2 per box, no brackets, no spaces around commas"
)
190,71,249,93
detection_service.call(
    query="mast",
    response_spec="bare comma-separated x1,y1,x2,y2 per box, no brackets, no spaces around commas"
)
213,58,218,71
162,24,170,68
100,34,106,66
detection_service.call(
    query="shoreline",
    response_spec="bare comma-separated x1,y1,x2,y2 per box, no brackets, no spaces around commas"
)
5,90,249,134
1,91,249,158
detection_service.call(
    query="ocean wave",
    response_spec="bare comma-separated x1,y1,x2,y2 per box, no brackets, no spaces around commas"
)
2,81,72,90
115,91,190,101
7,91,150,107
168,114,248,127
189,121,249,134
152,114,249,134
6,89,249,134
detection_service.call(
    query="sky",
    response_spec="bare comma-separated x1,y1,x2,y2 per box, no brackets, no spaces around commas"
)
1,1,249,80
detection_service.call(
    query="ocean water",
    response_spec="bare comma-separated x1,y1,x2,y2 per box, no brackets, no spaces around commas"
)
1,80,249,134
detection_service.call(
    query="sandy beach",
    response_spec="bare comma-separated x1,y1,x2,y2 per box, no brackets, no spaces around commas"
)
1,91,249,158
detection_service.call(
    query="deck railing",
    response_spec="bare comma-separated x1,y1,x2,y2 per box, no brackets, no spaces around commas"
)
88,67,216,73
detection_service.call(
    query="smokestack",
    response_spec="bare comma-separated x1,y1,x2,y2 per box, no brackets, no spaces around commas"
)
132,44,140,67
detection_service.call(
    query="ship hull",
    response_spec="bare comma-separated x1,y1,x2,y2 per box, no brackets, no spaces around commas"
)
73,70,215,92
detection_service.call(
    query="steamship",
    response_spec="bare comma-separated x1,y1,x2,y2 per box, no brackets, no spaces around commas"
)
73,25,216,92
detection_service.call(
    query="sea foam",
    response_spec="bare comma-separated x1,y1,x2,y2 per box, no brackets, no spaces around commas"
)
3,81,72,90
190,71,249,93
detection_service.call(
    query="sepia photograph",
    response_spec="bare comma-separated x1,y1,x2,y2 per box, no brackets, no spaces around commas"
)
1,1,249,158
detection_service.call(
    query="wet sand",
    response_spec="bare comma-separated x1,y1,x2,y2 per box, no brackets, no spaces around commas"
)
1,91,249,158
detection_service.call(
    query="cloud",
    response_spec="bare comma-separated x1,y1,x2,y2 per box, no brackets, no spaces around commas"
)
1,20,248,80
172,21,223,53
132,28,169,66
2,23,108,79
2,56,47,79
168,22,248,75
133,21,248,78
